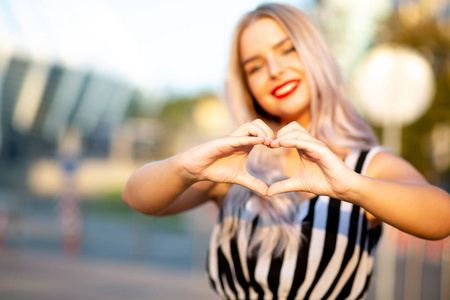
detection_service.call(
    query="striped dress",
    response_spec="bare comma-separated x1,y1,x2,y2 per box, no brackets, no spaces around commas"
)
206,148,383,300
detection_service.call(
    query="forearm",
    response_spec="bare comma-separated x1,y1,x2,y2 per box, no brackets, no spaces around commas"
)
122,123,271,215
122,153,196,215
346,175,450,240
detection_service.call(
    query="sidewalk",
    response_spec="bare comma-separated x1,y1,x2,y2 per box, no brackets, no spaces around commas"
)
0,250,217,300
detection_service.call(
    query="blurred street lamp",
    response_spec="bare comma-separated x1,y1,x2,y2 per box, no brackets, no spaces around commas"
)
353,44,435,154
352,43,436,300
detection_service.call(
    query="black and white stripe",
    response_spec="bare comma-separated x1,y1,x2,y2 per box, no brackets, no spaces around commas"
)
207,148,383,300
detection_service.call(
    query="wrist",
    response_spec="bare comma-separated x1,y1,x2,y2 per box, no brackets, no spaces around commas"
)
172,151,202,186
335,172,366,205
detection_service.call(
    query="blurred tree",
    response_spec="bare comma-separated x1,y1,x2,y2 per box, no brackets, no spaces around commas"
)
159,96,198,131
126,91,161,118
156,94,209,158
375,9,450,189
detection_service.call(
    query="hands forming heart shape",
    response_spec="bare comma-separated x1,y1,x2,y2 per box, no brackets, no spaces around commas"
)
182,119,357,199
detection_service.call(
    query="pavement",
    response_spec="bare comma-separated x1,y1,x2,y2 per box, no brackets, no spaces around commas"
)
0,249,217,300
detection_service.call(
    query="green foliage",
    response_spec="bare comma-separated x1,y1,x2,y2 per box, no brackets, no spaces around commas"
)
81,196,188,232
81,196,135,218
159,96,198,129
125,91,146,118
375,14,450,184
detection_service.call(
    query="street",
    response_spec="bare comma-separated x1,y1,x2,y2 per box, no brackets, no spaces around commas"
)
0,249,216,300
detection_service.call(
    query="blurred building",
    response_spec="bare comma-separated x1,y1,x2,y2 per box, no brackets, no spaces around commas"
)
0,51,138,189
0,2,448,300
0,0,156,196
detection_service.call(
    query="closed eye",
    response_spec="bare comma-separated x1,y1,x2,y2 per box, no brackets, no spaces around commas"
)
283,47,296,55
249,64,264,74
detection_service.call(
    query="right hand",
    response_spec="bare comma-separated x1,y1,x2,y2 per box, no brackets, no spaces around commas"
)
179,119,274,196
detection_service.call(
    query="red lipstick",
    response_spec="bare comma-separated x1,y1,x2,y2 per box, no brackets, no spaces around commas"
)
271,79,300,99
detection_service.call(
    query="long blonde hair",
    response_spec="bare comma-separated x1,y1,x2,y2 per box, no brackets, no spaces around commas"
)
217,145,306,257
225,3,378,151
218,3,378,257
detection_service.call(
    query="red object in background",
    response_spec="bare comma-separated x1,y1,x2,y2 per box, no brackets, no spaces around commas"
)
59,156,82,255
0,211,7,250
394,229,449,263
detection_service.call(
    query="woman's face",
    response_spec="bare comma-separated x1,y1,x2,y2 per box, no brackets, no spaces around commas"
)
240,18,311,126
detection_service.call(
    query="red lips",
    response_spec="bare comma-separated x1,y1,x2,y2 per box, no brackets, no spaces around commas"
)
271,79,300,99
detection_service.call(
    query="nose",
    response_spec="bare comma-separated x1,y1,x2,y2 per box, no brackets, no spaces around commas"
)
267,55,284,78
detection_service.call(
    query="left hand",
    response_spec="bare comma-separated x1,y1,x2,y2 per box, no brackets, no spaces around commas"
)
267,122,359,198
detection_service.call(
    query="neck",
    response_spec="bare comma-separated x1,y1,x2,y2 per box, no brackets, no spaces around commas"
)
280,108,311,129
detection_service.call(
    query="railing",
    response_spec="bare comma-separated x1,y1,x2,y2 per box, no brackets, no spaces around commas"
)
374,225,449,300
1,195,449,300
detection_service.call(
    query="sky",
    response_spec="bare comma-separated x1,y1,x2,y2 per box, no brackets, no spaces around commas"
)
0,0,315,96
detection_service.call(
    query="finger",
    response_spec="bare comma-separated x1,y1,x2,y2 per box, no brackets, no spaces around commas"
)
277,139,331,164
252,119,275,146
225,136,266,148
276,121,308,138
230,120,274,146
214,136,266,155
277,139,326,157
230,122,267,139
276,131,313,144
270,131,313,148
251,119,275,139
269,139,281,148
278,138,324,149
236,173,269,196
267,178,302,196
277,131,315,143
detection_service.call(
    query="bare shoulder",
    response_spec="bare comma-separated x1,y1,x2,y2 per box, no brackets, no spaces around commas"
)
364,148,429,184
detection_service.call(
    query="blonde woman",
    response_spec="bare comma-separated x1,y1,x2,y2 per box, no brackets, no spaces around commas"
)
123,3,450,299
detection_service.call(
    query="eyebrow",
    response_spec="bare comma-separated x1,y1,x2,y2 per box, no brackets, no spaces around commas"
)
242,36,291,66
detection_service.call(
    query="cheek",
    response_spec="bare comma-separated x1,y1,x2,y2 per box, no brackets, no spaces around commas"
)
247,75,266,98
290,53,305,68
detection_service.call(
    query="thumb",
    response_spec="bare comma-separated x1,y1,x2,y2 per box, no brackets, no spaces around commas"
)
267,178,300,197
236,173,269,196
